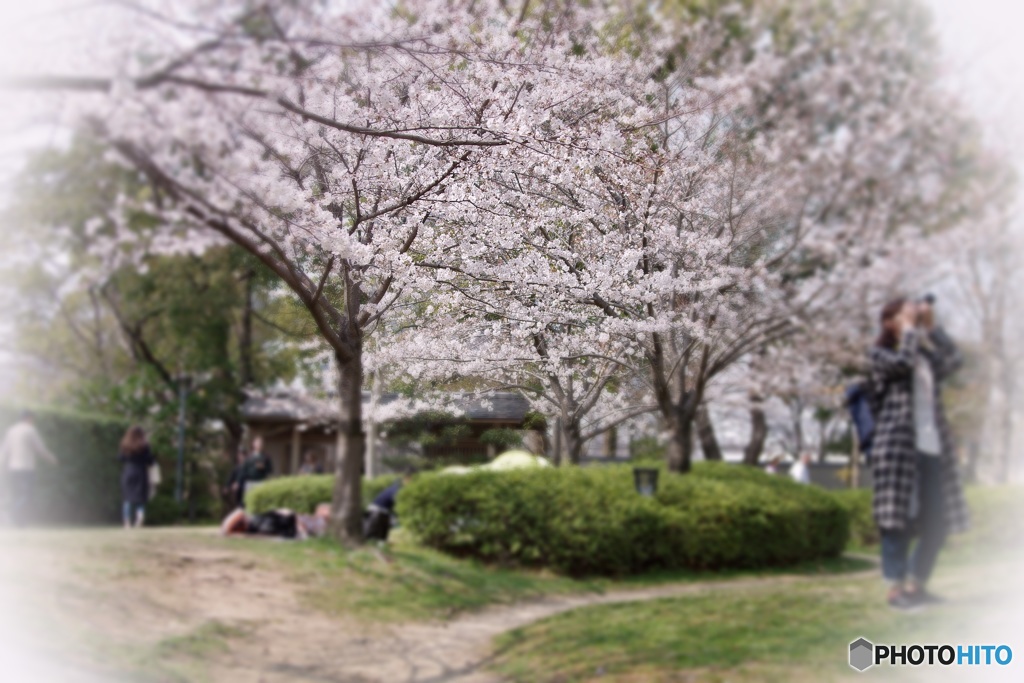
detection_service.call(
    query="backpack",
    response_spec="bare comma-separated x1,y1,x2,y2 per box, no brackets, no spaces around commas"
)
845,379,877,461
248,510,298,538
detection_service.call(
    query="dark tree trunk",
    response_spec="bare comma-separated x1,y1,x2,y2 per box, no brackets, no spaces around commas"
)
696,404,723,461
666,424,687,472
817,417,829,463
997,386,1015,484
330,349,365,544
552,417,563,465
603,426,618,459
560,416,585,466
790,399,804,458
239,268,255,388
666,396,697,473
964,437,981,484
743,395,768,466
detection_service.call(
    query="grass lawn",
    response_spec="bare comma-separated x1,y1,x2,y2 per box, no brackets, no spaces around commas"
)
230,529,872,623
234,528,874,623
235,529,603,622
5,485,1021,683
490,560,1023,682
488,485,1024,682
227,484,1014,625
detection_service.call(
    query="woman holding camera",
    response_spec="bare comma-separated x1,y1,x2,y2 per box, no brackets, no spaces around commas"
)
869,297,968,610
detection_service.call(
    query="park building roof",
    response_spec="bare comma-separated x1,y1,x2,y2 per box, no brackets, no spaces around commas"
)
240,389,531,428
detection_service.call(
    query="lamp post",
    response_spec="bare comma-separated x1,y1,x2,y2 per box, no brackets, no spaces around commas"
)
633,467,659,497
175,373,192,503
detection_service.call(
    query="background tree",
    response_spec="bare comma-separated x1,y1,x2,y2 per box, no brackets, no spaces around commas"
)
13,0,670,541
0,139,319,511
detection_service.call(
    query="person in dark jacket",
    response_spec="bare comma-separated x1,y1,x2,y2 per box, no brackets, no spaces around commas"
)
869,297,968,610
225,447,248,509
363,475,409,541
240,436,273,506
119,426,156,529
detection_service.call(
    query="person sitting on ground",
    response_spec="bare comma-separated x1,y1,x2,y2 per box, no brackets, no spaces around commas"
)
221,503,331,540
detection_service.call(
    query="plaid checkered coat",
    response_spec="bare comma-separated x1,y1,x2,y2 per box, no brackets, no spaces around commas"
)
868,328,969,533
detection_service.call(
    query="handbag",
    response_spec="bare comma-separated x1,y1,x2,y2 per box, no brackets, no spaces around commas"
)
148,461,162,500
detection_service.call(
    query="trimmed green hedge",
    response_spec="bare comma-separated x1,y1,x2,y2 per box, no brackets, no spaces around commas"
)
831,489,878,547
397,462,849,577
246,474,399,515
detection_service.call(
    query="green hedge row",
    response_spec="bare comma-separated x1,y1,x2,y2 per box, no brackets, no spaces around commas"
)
246,473,399,515
0,405,128,525
0,404,228,526
830,489,878,547
397,462,849,577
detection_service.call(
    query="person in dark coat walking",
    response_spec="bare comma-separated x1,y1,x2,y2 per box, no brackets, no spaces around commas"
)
869,297,968,609
119,426,156,529
240,436,273,507
225,447,248,509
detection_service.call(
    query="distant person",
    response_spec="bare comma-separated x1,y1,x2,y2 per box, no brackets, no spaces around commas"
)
869,296,968,610
0,411,58,526
297,451,323,475
241,436,273,505
225,447,248,508
119,426,156,529
221,503,331,540
363,474,410,541
764,455,782,475
790,453,812,484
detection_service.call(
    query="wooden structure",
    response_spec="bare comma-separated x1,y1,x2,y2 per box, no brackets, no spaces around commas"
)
240,391,340,476
241,390,533,476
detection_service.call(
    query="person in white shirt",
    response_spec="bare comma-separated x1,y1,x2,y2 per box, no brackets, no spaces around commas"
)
790,453,812,484
0,411,59,526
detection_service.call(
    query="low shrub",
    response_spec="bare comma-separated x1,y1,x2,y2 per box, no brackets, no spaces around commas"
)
246,474,399,515
831,488,878,547
398,462,849,577
146,494,187,526
0,405,127,525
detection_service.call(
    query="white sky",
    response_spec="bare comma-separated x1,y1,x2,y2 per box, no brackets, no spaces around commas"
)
927,0,1024,163
1,1,1022,172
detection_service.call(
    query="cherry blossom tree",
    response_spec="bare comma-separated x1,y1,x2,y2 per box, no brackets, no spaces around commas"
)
6,0,1001,502
7,0,679,540
371,0,996,475
672,0,997,469
378,294,658,465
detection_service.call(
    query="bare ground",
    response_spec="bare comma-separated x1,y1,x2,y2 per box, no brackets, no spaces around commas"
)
0,527,881,683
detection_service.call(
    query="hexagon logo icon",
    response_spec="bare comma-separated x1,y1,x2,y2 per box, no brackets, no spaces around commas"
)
850,637,874,672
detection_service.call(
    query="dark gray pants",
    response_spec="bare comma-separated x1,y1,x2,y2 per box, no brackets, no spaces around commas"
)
6,471,36,527
880,454,948,585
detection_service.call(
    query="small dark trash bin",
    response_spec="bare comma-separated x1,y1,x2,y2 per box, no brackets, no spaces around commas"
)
633,467,659,497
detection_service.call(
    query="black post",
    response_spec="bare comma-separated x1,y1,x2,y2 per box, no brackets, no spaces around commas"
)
175,375,190,503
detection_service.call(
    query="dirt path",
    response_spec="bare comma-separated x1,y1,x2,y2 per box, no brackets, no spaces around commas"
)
0,528,877,683
339,568,876,683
